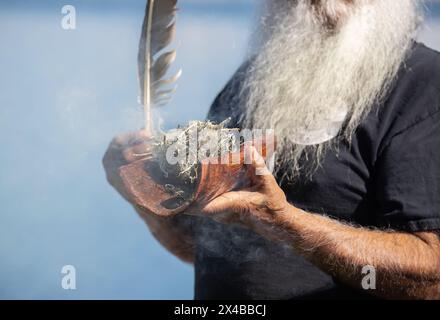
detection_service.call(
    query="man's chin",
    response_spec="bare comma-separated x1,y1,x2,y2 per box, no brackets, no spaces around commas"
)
311,0,357,30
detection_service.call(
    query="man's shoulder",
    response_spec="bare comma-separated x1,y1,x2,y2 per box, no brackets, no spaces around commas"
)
207,60,253,125
404,42,440,93
373,43,440,146
385,43,440,125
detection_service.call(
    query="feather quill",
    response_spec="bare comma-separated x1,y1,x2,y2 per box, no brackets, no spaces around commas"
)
138,0,181,134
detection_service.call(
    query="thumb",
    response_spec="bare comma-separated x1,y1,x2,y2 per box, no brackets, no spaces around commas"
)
245,145,276,186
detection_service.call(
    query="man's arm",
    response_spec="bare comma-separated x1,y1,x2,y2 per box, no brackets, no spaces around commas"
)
202,147,440,299
277,208,440,299
103,131,196,264
134,205,196,263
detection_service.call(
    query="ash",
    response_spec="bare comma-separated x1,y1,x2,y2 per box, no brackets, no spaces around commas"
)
152,119,241,185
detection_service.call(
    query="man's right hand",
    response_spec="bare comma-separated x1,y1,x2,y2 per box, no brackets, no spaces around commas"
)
102,130,196,263
102,130,152,204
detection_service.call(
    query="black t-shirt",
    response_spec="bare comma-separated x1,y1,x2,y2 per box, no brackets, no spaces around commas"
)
194,42,440,300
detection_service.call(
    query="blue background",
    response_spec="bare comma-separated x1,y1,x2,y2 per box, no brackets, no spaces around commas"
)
0,0,439,299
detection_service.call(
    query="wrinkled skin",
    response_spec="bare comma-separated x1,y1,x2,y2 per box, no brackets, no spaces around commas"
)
103,130,440,299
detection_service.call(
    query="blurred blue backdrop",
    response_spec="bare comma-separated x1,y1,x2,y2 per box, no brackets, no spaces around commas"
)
0,0,439,299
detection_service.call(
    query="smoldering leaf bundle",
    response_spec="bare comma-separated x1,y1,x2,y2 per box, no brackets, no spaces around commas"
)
152,119,242,184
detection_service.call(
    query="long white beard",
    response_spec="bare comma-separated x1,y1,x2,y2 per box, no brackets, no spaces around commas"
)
241,0,421,181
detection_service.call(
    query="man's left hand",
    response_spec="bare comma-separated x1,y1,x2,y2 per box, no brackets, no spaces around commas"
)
199,146,294,242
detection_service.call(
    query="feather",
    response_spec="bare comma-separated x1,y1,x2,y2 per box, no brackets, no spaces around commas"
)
138,0,181,134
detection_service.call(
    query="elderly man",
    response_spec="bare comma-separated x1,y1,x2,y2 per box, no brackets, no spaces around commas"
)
103,0,440,299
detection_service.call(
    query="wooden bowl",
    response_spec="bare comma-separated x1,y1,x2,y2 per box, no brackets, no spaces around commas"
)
118,136,276,216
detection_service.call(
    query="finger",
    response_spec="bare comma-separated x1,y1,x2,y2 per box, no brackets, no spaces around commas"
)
202,191,252,215
122,142,153,163
112,130,151,148
103,144,128,174
103,131,153,203
244,146,276,185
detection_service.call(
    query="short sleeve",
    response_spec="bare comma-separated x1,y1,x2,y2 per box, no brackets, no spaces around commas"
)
374,109,440,232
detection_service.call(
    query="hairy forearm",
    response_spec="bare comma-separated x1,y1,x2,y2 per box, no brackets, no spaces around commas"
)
134,205,196,264
277,206,440,299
